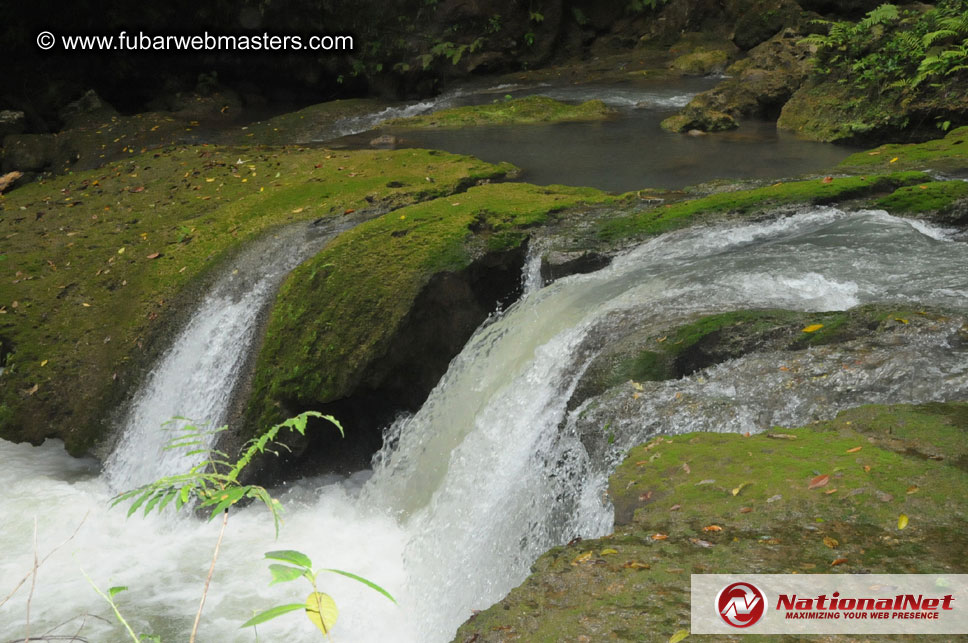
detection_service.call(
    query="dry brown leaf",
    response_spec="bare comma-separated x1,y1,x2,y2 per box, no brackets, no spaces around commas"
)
846,446,862,453
863,465,872,472
823,536,839,548
831,558,848,567
702,525,722,532
906,485,920,495
146,252,161,259
670,504,681,512
808,474,830,490
652,533,668,541
824,488,838,495
622,560,650,570
739,507,753,514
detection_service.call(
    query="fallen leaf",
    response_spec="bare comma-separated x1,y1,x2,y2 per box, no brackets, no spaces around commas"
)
623,560,650,570
846,446,862,453
600,548,618,556
906,485,920,495
767,494,782,503
682,463,691,474
670,504,681,511
889,157,899,163
895,317,908,324
572,552,593,565
669,629,690,643
292,207,304,214
652,533,668,541
632,382,644,391
808,474,830,490
739,507,753,514
344,208,355,214
40,359,48,367
898,514,909,530
824,488,838,495
702,525,722,532
823,536,839,548
696,479,715,486
831,558,848,567
82,303,91,307
768,433,798,440
130,186,145,193
822,176,833,184
732,482,751,496
146,252,161,259
863,465,871,472
802,324,824,333
118,247,125,254
875,490,893,502
22,383,39,396
638,491,653,502
690,538,714,548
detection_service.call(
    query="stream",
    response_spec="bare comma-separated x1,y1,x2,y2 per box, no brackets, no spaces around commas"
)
1,85,967,642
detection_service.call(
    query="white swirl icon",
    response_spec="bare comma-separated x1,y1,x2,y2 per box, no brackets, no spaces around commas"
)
37,31,56,50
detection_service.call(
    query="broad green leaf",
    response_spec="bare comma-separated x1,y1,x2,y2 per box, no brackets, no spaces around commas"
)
323,568,397,604
266,550,312,569
305,592,338,634
126,492,150,518
108,586,128,598
269,564,308,585
241,603,305,628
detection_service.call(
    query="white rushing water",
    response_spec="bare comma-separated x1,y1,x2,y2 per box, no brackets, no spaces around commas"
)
3,208,968,642
104,222,347,491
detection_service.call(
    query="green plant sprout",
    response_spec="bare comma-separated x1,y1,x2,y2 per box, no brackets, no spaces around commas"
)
111,411,343,643
242,549,396,638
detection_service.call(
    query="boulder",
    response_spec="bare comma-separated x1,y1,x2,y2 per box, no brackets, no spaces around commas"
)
0,111,26,139
58,90,119,128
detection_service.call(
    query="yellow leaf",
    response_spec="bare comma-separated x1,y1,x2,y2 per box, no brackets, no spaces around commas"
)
117,247,125,254
889,157,899,163
600,548,618,556
305,592,338,635
572,551,593,564
846,446,862,453
823,536,839,548
82,303,91,307
732,482,751,496
898,514,909,530
802,324,824,333
205,178,215,183
292,207,304,214
906,485,919,495
40,359,48,367
632,382,644,391
894,317,908,324
669,629,690,643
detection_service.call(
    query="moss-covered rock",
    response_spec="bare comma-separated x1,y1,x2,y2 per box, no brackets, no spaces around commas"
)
243,182,617,470
456,402,968,642
381,95,614,129
670,49,731,76
662,28,814,133
573,304,933,406
839,125,968,174
596,171,929,243
0,145,514,454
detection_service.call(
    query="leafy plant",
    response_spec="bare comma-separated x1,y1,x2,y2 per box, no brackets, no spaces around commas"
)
111,411,343,642
242,549,396,637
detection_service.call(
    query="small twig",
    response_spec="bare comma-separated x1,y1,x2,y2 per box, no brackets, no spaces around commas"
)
0,513,89,611
77,566,139,643
189,509,230,643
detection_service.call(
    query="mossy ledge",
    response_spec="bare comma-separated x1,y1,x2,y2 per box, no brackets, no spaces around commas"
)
382,95,615,129
573,304,937,407
0,145,515,455
597,171,931,243
243,182,617,474
839,125,968,174
456,402,968,642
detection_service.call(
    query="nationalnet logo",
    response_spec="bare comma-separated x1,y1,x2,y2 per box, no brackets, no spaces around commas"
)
717,582,765,627
693,574,968,634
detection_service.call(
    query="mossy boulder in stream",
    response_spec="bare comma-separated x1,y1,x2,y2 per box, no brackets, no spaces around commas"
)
455,402,968,642
244,182,617,473
0,145,514,454
381,95,614,129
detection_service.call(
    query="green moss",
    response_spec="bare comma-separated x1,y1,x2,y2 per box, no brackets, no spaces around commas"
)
670,49,729,75
245,182,616,434
382,95,614,129
598,171,929,242
876,180,968,213
218,99,389,146
457,403,968,642
591,305,926,395
0,146,515,453
840,126,968,173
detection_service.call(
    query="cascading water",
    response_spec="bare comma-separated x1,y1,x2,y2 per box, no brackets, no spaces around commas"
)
3,207,968,642
104,221,348,491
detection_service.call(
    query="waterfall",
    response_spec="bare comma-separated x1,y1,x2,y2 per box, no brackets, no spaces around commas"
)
104,221,346,491
4,208,968,642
